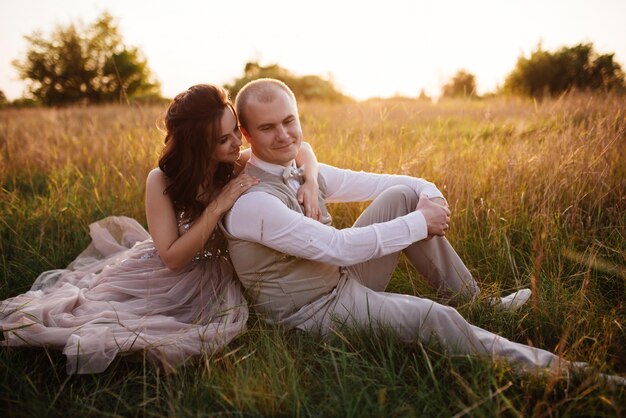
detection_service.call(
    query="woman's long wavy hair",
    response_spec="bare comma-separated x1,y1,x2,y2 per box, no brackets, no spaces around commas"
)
159,84,236,222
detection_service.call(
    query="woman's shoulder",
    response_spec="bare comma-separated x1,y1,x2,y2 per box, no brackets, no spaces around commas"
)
147,167,166,178
146,167,168,185
146,168,171,197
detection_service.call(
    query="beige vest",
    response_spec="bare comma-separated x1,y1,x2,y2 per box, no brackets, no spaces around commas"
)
221,163,343,323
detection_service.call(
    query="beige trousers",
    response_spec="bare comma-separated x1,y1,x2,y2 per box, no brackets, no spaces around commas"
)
348,185,480,301
297,185,566,371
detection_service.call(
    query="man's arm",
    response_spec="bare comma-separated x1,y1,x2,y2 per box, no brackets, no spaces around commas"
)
224,192,428,266
320,164,444,203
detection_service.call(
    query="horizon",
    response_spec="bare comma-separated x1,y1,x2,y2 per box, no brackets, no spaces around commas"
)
1,0,626,101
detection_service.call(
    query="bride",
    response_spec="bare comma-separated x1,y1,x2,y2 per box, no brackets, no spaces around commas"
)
0,84,321,374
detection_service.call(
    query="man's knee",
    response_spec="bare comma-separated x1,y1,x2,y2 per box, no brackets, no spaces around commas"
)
377,185,419,213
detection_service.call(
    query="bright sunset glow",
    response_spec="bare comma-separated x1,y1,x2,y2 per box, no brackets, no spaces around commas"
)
1,0,625,100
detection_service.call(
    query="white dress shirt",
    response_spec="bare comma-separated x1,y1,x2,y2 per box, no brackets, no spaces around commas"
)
223,154,444,267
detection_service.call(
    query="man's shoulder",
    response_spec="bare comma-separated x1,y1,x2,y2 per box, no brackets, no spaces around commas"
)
225,189,286,225
244,182,294,204
233,187,284,206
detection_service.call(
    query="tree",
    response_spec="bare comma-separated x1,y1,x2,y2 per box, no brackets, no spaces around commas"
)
441,70,477,98
0,90,8,108
417,88,431,102
225,62,350,103
504,43,625,97
13,12,160,106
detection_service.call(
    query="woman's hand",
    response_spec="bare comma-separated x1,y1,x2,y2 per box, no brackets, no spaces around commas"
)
297,177,322,221
295,141,322,221
211,174,259,215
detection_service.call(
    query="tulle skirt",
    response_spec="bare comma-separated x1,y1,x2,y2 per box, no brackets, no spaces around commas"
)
0,216,248,374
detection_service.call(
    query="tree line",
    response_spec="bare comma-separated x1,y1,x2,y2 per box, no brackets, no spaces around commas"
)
441,43,625,99
1,12,624,108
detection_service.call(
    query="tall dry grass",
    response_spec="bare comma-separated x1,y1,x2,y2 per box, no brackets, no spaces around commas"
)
0,94,624,416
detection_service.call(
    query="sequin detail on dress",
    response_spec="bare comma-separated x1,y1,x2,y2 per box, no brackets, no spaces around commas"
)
177,211,230,262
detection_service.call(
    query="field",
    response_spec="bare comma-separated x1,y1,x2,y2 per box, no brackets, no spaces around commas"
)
1,94,625,417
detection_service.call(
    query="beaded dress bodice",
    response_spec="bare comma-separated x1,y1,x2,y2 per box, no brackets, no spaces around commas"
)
177,211,229,262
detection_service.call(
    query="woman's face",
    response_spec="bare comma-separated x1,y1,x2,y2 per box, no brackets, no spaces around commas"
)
212,107,243,163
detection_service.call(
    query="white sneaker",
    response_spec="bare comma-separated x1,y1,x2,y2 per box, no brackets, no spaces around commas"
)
491,288,532,311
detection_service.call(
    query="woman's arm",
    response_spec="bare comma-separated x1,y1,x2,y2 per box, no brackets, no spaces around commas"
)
295,141,322,221
145,168,258,271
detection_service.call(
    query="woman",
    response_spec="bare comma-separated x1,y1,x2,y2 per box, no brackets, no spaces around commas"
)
0,84,321,374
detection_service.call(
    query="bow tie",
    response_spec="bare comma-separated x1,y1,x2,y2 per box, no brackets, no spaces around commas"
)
282,164,305,184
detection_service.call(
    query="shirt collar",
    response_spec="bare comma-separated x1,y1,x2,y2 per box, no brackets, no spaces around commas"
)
249,153,296,176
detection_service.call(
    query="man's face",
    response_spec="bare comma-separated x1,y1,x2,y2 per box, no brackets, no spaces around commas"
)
241,89,302,166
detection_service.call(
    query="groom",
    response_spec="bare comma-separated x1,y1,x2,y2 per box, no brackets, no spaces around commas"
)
220,78,555,370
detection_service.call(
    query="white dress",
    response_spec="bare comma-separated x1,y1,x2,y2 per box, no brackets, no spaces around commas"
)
0,216,248,374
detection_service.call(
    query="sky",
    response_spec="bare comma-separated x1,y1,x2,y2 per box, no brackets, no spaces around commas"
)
1,0,625,101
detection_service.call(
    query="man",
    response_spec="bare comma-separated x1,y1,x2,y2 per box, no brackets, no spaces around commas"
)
220,78,563,372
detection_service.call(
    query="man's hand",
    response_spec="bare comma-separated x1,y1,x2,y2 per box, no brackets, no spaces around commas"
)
428,196,449,210
415,194,450,237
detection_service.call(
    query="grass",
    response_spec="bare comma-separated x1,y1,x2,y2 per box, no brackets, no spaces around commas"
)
0,93,625,417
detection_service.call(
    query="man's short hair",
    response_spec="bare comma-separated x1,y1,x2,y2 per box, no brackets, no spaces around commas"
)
235,78,297,130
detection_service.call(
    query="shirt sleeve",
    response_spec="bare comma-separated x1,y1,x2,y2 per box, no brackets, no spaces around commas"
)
319,163,444,203
223,191,428,266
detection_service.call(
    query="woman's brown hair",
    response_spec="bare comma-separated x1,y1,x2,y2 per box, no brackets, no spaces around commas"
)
159,84,236,222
